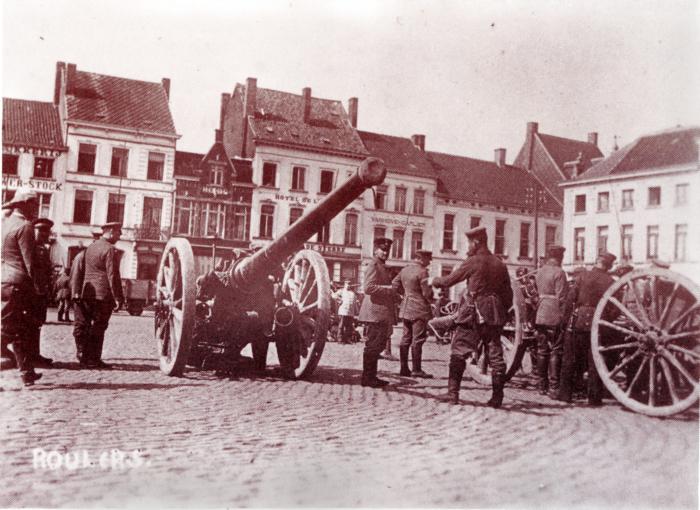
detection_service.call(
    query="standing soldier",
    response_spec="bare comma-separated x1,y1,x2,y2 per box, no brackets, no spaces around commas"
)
27,218,55,367
431,226,513,407
54,267,72,322
1,190,41,385
534,245,567,396
78,222,125,369
357,237,397,387
392,249,434,378
332,281,358,343
558,251,616,406
70,230,102,364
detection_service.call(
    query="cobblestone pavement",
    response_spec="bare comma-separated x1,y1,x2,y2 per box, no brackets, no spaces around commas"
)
1,310,698,508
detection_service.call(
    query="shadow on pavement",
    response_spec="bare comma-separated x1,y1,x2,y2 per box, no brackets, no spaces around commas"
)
29,382,204,391
48,361,160,372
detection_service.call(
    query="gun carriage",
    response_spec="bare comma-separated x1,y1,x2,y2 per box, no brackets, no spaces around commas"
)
153,158,386,379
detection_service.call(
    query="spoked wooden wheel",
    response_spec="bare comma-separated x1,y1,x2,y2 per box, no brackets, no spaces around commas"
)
465,278,525,385
154,238,196,376
591,268,700,416
278,249,331,379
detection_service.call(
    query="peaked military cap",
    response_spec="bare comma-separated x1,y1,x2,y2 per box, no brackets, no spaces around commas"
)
91,229,103,239
101,222,123,232
8,189,38,205
547,245,566,258
33,218,54,229
465,225,487,241
374,237,393,250
598,251,617,266
415,249,433,259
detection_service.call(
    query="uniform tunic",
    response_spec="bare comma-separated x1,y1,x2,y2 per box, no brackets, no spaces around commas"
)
358,257,397,366
392,262,433,354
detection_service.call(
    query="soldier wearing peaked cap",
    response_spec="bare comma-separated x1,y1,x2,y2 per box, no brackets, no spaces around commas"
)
392,249,434,378
431,225,513,408
358,237,398,388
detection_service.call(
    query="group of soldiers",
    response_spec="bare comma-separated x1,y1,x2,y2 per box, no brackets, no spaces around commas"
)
357,223,622,409
1,190,124,386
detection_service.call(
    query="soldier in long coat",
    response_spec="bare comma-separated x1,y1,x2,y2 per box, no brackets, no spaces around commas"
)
431,226,513,407
1,190,42,385
392,249,434,378
27,218,55,367
55,267,72,322
534,245,568,396
70,230,102,363
77,222,124,368
357,237,397,387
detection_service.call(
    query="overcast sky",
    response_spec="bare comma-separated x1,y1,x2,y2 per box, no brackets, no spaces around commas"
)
3,0,699,162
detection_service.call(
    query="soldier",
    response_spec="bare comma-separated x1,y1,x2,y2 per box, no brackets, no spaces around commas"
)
431,226,513,407
1,190,42,385
77,222,125,369
534,245,567,396
27,218,55,368
332,281,358,343
70,230,102,363
558,251,616,405
392,249,434,378
55,267,72,322
357,237,398,387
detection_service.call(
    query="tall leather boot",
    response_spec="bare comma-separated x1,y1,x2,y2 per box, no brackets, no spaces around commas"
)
487,372,505,408
548,352,562,397
441,356,465,404
399,346,411,376
11,340,41,386
361,351,388,388
537,353,549,395
411,343,432,378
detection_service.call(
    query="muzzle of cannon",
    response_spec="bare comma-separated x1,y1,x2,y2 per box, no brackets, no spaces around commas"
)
154,157,387,378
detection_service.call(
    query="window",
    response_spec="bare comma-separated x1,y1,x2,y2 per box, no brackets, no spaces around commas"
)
410,231,423,259
107,193,125,223
392,229,404,259
495,220,506,255
37,193,51,218
597,226,608,255
519,222,531,258
73,190,93,224
2,154,19,175
320,170,334,194
545,225,556,251
344,213,358,246
142,197,163,229
147,152,165,181
413,189,425,215
597,192,609,212
262,163,277,187
174,199,194,235
33,157,53,179
289,207,303,225
574,194,586,213
470,216,481,229
676,183,688,205
574,228,585,262
442,214,455,251
259,204,274,238
291,166,306,191
317,223,331,244
622,189,634,210
648,186,661,207
375,185,388,210
201,203,225,237
210,166,224,186
674,224,687,262
77,143,96,173
394,187,406,213
228,205,250,241
373,226,386,241
646,225,659,259
110,148,129,177
621,224,633,261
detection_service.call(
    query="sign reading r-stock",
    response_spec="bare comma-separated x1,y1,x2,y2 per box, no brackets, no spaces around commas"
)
2,176,63,192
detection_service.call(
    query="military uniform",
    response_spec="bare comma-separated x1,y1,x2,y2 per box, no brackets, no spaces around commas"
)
27,218,55,367
55,271,72,321
70,248,88,362
392,250,434,377
358,238,397,387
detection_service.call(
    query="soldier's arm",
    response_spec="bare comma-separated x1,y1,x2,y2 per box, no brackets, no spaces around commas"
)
106,247,124,302
431,258,475,289
420,275,434,302
18,224,37,284
391,271,404,296
364,263,394,298
555,270,568,315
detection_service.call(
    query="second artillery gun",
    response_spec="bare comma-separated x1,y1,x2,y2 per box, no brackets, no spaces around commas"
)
154,157,386,378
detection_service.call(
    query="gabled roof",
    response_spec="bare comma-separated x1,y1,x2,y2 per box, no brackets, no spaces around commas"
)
245,86,367,158
428,151,561,214
357,131,437,179
576,126,700,181
537,133,603,179
65,67,176,135
2,98,67,151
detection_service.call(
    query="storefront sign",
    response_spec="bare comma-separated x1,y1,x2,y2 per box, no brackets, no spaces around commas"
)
1,176,62,192
369,214,426,228
274,193,323,205
304,242,349,255
202,185,230,197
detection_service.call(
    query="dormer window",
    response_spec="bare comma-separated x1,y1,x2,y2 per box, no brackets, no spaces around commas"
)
210,166,224,186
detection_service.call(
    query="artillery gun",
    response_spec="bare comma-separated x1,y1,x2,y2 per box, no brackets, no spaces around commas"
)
154,157,386,379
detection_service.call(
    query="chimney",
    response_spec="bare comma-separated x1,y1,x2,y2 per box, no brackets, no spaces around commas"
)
53,61,65,105
587,132,598,146
161,78,171,100
494,148,506,167
348,97,358,128
244,77,257,118
66,63,77,94
411,134,426,152
220,92,230,131
215,129,223,144
526,121,538,137
302,87,312,123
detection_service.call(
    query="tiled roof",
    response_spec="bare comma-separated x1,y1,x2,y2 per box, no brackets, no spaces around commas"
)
358,131,437,179
428,151,561,214
2,98,66,151
248,87,367,157
576,126,700,180
66,69,176,135
174,150,205,177
537,133,603,179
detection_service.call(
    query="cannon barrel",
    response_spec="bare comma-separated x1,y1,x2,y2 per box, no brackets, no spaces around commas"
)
231,157,386,288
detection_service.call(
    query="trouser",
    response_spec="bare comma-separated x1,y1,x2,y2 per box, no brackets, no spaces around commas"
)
1,283,34,374
57,298,72,321
74,299,114,363
27,297,48,361
400,318,428,371
338,315,355,342
535,325,563,392
450,323,506,377
362,321,392,381
559,329,603,403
